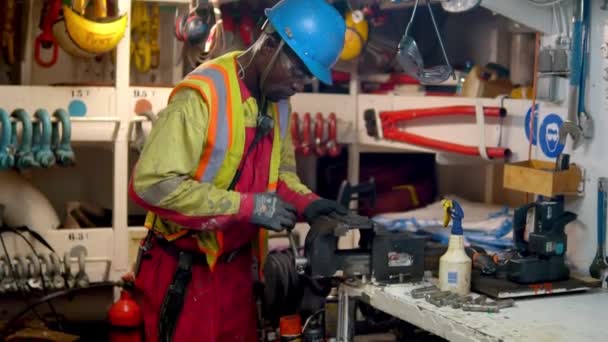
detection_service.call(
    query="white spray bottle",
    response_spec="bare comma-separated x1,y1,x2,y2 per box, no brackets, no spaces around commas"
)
438,199,472,295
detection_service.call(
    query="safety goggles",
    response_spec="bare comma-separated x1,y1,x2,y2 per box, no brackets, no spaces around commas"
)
279,44,314,85
266,31,314,85
396,0,455,85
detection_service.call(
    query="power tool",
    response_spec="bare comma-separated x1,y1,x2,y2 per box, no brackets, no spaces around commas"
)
506,196,577,284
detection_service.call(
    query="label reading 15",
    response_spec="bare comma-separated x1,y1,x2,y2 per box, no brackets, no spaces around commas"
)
71,89,90,98
133,89,155,98
68,232,88,241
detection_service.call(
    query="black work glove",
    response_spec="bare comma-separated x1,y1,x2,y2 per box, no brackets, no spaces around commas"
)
303,198,348,224
250,193,297,232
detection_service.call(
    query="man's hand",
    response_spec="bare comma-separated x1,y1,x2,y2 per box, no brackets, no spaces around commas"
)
303,198,348,224
250,193,297,232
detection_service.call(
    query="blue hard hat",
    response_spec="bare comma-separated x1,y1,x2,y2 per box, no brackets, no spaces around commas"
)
265,0,346,85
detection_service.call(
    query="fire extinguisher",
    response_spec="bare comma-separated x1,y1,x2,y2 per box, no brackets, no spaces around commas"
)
108,289,143,342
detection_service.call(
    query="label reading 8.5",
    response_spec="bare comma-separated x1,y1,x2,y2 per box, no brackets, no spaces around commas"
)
133,89,155,98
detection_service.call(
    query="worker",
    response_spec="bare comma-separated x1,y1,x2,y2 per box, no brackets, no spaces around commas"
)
127,0,347,341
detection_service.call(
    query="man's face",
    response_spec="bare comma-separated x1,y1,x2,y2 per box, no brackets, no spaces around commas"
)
261,38,313,102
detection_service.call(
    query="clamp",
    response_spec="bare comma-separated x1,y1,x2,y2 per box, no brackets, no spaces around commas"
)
50,253,65,289
32,109,56,168
51,108,75,166
14,255,29,293
74,251,90,288
10,109,39,169
364,105,510,159
64,251,75,288
1,255,18,293
34,0,61,67
26,253,43,292
326,113,341,157
0,108,14,169
39,253,55,290
314,112,327,157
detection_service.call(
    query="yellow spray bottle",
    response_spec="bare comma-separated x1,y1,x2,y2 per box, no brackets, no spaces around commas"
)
439,199,472,295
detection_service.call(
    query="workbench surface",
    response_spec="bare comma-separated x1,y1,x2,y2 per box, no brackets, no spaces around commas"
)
344,281,607,342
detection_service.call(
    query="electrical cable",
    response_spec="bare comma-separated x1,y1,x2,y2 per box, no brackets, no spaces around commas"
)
0,229,64,331
302,308,324,333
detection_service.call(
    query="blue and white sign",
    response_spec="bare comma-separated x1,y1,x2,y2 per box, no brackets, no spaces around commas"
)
539,113,565,158
524,104,539,145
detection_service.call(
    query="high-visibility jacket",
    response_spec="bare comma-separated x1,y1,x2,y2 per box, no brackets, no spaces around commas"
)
129,51,318,274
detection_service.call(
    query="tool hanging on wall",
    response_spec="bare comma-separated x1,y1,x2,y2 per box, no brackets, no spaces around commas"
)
364,105,510,159
2,0,17,66
131,1,152,73
589,177,608,279
10,109,38,170
150,3,160,69
35,0,62,67
290,112,341,157
314,113,327,157
51,108,75,166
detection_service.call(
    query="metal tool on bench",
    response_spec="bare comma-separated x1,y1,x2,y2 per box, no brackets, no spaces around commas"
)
589,177,608,279
364,105,510,159
506,196,577,284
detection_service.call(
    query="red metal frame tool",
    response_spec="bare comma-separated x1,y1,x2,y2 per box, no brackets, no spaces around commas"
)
364,105,510,159
326,113,341,157
300,112,312,156
35,0,61,67
314,112,327,157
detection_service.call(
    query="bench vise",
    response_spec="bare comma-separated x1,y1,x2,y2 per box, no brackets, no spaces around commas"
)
293,212,426,283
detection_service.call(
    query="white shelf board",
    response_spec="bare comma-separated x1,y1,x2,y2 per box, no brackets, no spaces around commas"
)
0,86,121,142
344,281,607,342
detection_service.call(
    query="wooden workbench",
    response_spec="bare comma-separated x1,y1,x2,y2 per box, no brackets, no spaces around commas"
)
340,281,608,342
